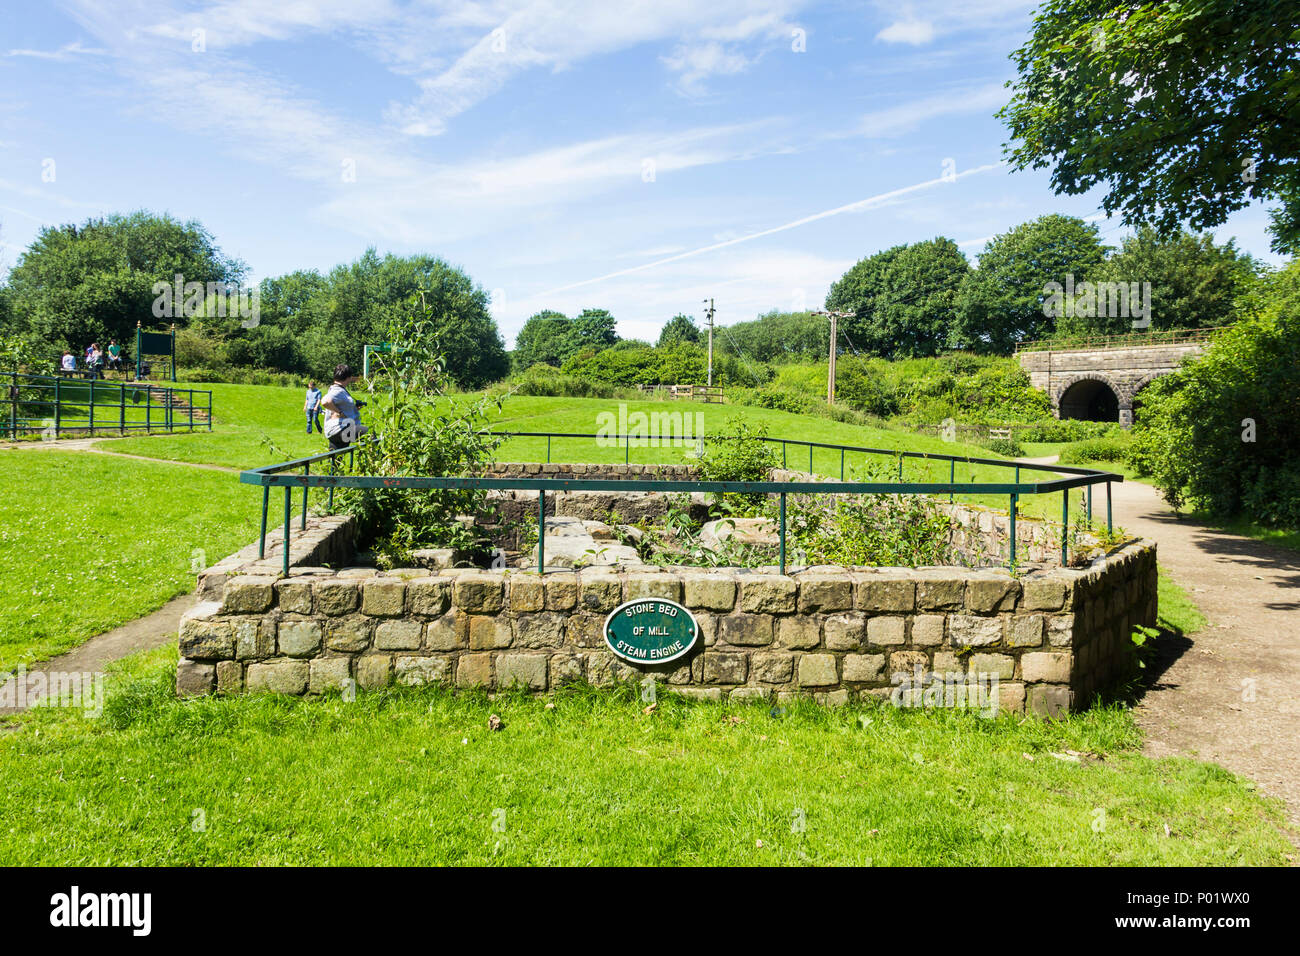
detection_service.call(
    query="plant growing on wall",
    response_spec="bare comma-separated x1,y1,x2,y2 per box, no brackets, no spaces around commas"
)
337,291,507,567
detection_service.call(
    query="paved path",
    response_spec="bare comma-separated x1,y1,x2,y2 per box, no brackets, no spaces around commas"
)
0,594,195,716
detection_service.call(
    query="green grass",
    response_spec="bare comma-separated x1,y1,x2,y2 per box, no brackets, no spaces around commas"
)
0,450,262,670
1157,568,1209,638
1191,513,1300,555
0,646,1290,866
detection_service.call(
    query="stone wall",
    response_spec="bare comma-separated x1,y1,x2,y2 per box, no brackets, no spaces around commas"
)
178,515,1157,717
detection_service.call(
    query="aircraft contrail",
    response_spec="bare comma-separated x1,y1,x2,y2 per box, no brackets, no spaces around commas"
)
535,161,1007,297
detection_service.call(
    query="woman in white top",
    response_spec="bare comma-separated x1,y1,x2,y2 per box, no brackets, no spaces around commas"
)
320,363,368,449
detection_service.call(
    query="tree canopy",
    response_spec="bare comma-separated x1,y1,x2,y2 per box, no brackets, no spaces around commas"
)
999,0,1300,254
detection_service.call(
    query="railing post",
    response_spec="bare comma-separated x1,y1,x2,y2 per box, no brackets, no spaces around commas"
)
54,377,60,438
8,371,16,439
949,459,954,502
808,444,813,473
207,390,212,431
1086,484,1093,524
301,462,310,530
88,381,94,434
283,485,292,577
1106,481,1113,534
546,434,551,463
779,492,787,575
146,388,151,431
537,489,546,574
782,442,787,468
259,485,270,558
1009,493,1017,569
119,383,125,434
328,457,336,512
1061,489,1069,566
840,448,845,480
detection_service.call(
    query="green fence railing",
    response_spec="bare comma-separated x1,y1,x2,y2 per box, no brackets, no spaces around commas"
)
240,431,1122,577
2,371,212,439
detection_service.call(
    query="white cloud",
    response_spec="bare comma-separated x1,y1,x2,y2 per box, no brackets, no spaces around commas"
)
859,82,1007,137
5,40,106,60
876,19,934,46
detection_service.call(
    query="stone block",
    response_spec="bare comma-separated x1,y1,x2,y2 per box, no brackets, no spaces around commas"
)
915,571,966,610
215,660,243,695
497,653,548,691
456,653,494,688
545,572,578,610
509,576,545,613
948,615,1003,647
325,616,371,653
395,656,451,686
277,619,322,658
309,658,351,694
966,576,1020,613
356,655,391,690
797,573,853,613
752,652,794,684
221,576,275,614
739,575,797,614
968,653,1015,681
233,619,274,660
681,572,736,611
1022,579,1067,611
362,579,407,617
855,575,915,613
1006,614,1044,648
842,653,885,683
274,579,313,615
408,578,451,616
467,615,512,650
1028,684,1072,718
823,613,865,651
797,653,838,687
888,650,929,680
179,608,235,660
624,572,682,602
703,653,747,684
1047,613,1076,647
777,617,820,649
176,659,215,697
911,615,945,646
579,572,622,613
866,615,907,647
375,619,423,650
513,612,566,648
716,615,774,647
452,573,503,613
730,686,770,701
246,660,309,695
997,681,1026,716
1021,651,1072,683
314,580,359,616
549,652,587,687
423,613,462,650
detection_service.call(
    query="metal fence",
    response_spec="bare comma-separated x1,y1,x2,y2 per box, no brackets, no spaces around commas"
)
1014,327,1223,353
2,371,213,439
240,431,1122,577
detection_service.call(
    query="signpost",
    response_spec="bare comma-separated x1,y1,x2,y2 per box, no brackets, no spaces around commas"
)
604,599,699,665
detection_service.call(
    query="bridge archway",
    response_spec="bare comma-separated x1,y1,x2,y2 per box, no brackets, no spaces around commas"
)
1058,377,1121,422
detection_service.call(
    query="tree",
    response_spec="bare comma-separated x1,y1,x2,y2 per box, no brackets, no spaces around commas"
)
828,239,970,358
999,0,1300,254
1053,227,1259,337
512,310,571,368
572,308,618,349
5,210,244,355
657,313,701,348
1130,260,1300,527
716,310,826,364
956,214,1107,352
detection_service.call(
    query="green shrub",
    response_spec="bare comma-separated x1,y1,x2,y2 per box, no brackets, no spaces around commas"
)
505,364,623,399
696,417,779,509
1058,434,1132,465
1018,419,1124,442
980,437,1026,458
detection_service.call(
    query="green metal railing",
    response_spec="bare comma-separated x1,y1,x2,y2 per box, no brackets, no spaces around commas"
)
1014,326,1223,353
240,431,1121,578
2,371,212,439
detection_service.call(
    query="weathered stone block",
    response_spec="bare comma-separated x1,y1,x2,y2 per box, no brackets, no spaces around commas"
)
866,615,907,647
545,572,578,610
509,577,545,613
314,580,359,616
362,579,407,617
997,681,1026,715
549,652,586,686
497,653,548,690
915,572,965,610
888,650,928,679
309,658,351,694
356,654,391,689
325,616,371,653
703,653,747,684
777,617,820,649
1047,613,1076,647
948,615,1002,647
468,615,512,650
1021,651,1072,683
565,612,605,648
1028,683,1072,717
739,575,797,614
579,572,621,613
233,619,273,660
375,619,423,650
797,653,838,687
407,578,451,616
842,653,885,683
730,686,770,701
1006,614,1044,648
823,613,865,650
966,576,1020,613
395,656,451,686
855,576,915,613
717,615,774,647
180,613,235,661
969,653,1015,681
513,612,566,648
221,576,275,614
274,579,313,615
625,572,682,602
215,660,243,695
681,573,736,611
456,653,493,688
176,659,215,696
277,620,322,658
797,574,853,613
1022,579,1067,611
246,660,309,695
752,652,794,684
911,615,945,646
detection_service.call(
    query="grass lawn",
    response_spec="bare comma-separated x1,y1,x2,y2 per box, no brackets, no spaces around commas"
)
0,645,1291,866
0,450,261,671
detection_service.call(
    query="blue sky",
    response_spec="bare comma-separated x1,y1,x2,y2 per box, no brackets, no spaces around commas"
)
0,0,1285,346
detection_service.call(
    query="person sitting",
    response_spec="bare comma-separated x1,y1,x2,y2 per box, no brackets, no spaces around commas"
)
59,352,76,376
106,341,123,373
87,344,103,380
321,364,368,450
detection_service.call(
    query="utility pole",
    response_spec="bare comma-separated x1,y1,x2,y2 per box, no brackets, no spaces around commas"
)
811,310,853,405
702,298,715,387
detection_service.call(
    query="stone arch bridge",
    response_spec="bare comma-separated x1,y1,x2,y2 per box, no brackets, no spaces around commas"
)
1016,332,1216,427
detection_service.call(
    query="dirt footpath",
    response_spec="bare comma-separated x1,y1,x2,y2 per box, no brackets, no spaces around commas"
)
1107,478,1300,829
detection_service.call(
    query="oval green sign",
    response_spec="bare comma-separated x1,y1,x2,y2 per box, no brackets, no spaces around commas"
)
604,599,699,665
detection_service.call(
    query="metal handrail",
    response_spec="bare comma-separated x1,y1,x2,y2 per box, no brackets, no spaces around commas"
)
240,431,1120,577
1014,327,1223,353
2,370,213,439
